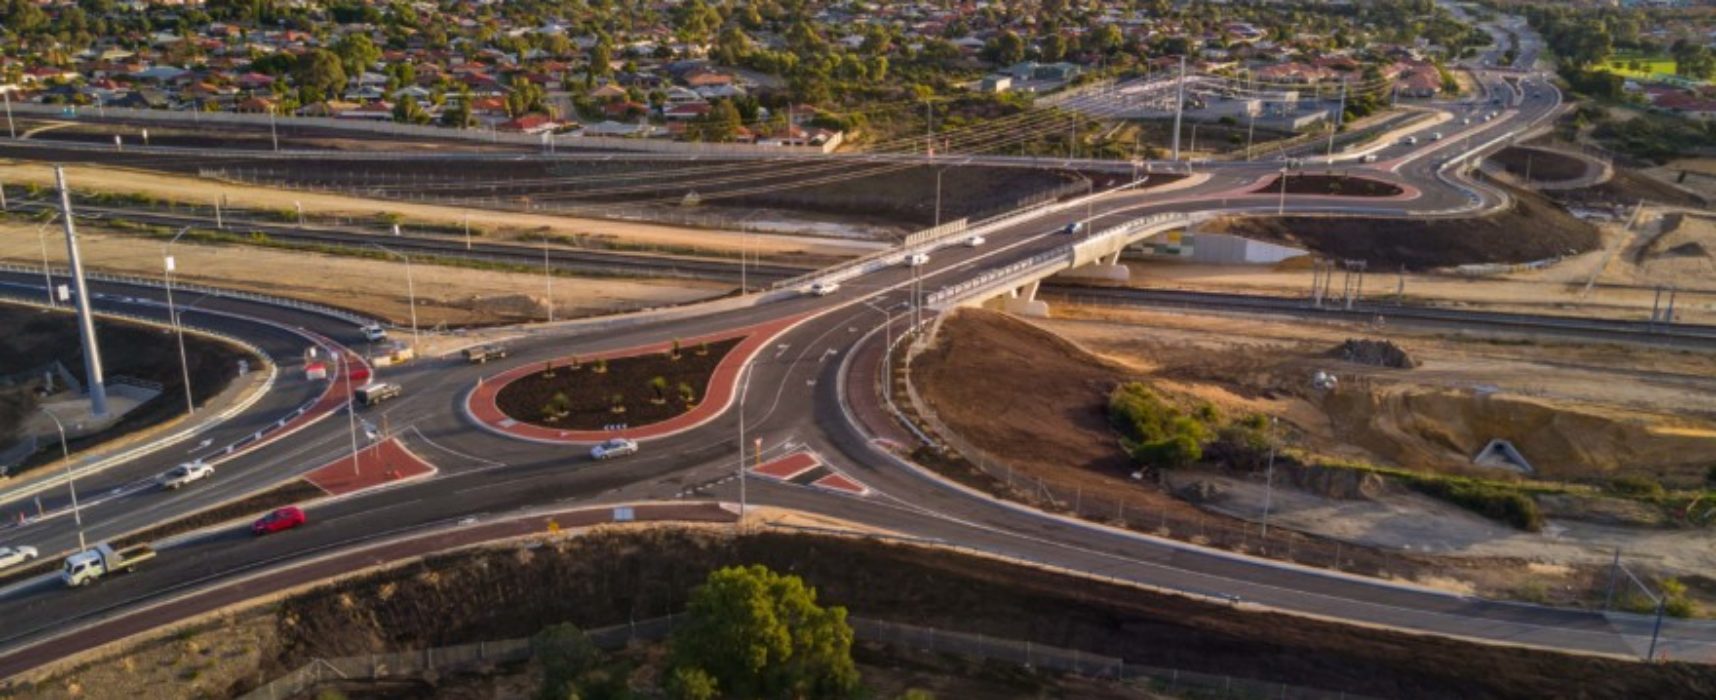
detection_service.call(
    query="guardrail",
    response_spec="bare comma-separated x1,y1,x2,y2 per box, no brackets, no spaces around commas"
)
926,211,1201,308
0,262,378,328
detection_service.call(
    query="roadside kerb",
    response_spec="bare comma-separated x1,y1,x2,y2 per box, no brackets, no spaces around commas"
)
830,319,1710,663
0,501,738,684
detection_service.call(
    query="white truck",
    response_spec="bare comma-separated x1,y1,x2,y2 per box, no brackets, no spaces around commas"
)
61,542,157,587
157,461,214,490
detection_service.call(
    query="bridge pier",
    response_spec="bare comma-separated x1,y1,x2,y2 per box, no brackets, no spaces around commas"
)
998,280,1050,317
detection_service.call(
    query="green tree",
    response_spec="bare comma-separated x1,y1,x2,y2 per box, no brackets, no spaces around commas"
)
333,32,381,79
666,667,719,700
532,623,600,700
670,565,858,699
294,49,348,103
987,30,1026,65
691,99,743,142
392,95,430,124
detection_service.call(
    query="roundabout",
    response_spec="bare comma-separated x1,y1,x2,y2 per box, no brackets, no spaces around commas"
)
463,314,804,444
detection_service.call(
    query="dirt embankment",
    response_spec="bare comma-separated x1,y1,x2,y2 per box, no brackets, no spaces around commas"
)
911,309,1132,482
253,529,1715,699
1487,146,1594,183
0,303,252,471
1209,181,1601,269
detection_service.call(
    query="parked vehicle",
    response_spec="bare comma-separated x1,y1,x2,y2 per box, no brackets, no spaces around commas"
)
809,281,840,296
252,506,307,535
61,543,156,587
590,438,639,460
355,382,402,406
360,324,388,342
157,462,214,490
907,253,930,266
0,545,39,572
463,345,509,364
965,235,987,247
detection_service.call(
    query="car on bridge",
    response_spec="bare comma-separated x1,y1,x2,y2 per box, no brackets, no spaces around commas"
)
252,506,307,536
1061,222,1085,235
590,438,639,460
965,235,986,247
0,545,39,572
809,281,840,296
360,324,389,342
157,462,214,490
907,253,930,266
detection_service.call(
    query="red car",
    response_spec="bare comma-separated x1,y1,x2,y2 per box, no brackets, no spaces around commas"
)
252,506,307,535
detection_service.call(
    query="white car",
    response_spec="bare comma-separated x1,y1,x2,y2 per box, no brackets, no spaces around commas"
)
965,235,986,247
360,324,388,342
0,545,39,571
590,438,639,460
907,253,930,266
809,281,840,296
158,462,214,490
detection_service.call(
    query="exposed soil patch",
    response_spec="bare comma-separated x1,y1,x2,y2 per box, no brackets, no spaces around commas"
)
1558,165,1709,209
1252,174,1404,197
495,338,739,430
1487,146,1592,183
1211,181,1600,269
257,529,1716,699
0,303,254,476
1332,338,1417,368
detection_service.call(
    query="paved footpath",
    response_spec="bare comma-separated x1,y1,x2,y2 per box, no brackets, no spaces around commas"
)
466,314,805,444
0,502,735,684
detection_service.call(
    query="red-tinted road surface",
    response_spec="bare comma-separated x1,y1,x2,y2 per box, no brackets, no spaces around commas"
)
753,452,820,480
467,315,804,444
0,502,736,683
302,438,436,496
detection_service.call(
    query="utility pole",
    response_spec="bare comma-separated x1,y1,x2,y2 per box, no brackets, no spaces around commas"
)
2,88,13,139
1245,110,1256,160
369,244,419,350
463,215,471,250
55,167,107,418
164,227,196,416
1277,167,1289,215
269,107,280,152
1261,416,1278,538
213,196,223,230
737,362,754,520
1171,54,1187,161
0,182,7,212
924,99,934,158
40,408,86,552
342,351,361,477
934,169,943,228
542,237,555,323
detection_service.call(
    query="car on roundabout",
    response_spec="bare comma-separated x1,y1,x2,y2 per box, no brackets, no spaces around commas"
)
591,438,640,460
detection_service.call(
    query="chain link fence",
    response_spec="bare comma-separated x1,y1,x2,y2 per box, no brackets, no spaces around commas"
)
246,612,1354,699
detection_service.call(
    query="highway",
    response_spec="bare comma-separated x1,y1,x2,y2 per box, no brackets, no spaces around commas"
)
7,10,1707,687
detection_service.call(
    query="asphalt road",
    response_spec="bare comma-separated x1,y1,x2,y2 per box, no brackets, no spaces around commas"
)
9,12,1703,680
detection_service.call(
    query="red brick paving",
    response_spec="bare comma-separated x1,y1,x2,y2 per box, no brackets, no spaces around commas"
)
0,503,736,684
753,452,820,480
302,438,435,496
812,473,868,496
466,314,806,444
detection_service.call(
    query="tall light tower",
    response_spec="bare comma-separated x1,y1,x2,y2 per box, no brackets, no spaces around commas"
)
55,166,107,418
1170,54,1187,161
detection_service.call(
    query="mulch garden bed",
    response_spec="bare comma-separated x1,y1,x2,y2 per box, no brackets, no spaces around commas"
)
1254,174,1403,197
495,337,740,431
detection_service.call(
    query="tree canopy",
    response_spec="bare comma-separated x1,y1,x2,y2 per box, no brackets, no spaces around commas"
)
668,565,858,699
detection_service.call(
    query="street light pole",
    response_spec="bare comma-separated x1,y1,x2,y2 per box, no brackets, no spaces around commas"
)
368,244,419,350
934,168,943,228
737,361,754,520
269,107,280,152
164,226,196,416
40,408,86,552
342,351,361,477
36,214,59,308
1278,167,1289,215
1261,416,1278,538
542,237,555,323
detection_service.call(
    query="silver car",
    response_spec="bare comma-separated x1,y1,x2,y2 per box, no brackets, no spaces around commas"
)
590,438,639,460
0,545,40,571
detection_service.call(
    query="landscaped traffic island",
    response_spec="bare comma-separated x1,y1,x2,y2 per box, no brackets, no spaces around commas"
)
464,314,802,444
495,338,741,430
